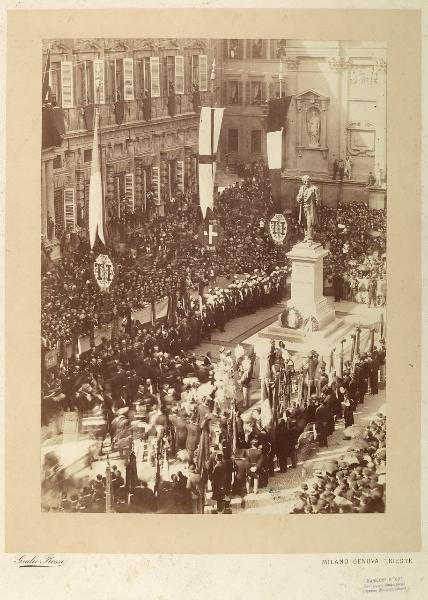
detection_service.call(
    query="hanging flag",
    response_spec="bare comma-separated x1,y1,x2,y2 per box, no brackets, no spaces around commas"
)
42,106,63,149
83,105,95,131
42,48,51,102
192,84,201,113
267,97,292,131
142,94,152,121
88,108,105,249
114,100,125,125
198,106,224,219
266,129,283,211
266,97,292,211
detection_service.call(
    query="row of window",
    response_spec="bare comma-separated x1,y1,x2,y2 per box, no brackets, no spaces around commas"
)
223,39,287,60
53,160,189,231
224,80,284,105
47,55,209,109
228,129,262,154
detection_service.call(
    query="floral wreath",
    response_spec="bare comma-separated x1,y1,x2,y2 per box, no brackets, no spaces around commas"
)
303,315,320,333
280,306,303,329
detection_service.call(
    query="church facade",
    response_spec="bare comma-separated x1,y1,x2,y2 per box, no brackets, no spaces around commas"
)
217,40,387,210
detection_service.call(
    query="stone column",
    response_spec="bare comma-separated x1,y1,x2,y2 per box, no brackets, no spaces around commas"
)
134,159,143,208
339,63,349,161
45,158,55,238
374,59,387,185
327,56,350,162
285,56,299,174
41,159,47,237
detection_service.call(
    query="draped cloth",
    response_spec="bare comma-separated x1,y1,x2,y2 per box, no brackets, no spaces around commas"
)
266,97,292,211
198,107,224,219
88,109,105,249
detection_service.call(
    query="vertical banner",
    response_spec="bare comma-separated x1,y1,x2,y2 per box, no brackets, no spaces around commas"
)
88,109,105,248
198,106,224,219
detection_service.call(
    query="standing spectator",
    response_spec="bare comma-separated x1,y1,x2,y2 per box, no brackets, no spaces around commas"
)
344,156,352,180
367,277,377,307
186,464,204,513
342,395,354,428
332,271,343,302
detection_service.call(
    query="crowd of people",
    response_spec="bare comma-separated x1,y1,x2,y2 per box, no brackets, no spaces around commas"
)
41,171,386,350
43,321,386,513
290,413,386,514
42,168,290,349
41,164,387,514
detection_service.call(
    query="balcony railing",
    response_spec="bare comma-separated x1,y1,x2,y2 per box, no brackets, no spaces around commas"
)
62,92,210,135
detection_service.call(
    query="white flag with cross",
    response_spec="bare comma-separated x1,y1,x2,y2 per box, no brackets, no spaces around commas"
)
201,218,223,248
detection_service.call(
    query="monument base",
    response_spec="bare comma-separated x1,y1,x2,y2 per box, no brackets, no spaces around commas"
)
285,241,335,330
259,317,372,372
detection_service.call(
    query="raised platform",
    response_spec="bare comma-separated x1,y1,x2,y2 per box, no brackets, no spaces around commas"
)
257,307,377,371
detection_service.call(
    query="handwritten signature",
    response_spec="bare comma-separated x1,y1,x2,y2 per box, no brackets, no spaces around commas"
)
14,555,65,568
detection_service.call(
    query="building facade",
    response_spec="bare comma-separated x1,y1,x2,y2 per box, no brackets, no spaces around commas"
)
41,38,218,247
41,38,387,252
217,39,387,208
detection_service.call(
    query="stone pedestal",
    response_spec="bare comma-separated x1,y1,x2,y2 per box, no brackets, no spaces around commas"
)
286,241,335,329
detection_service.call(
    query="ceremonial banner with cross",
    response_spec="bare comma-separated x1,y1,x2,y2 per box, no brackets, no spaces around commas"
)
198,106,224,219
199,218,223,249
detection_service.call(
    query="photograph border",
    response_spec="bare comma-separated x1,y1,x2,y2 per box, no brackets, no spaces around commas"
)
6,8,421,553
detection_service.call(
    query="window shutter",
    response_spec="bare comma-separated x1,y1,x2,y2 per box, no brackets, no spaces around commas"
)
150,57,160,98
93,59,105,104
222,81,228,104
176,160,184,193
123,57,134,101
246,40,252,59
125,173,135,211
270,40,278,60
238,82,243,105
269,82,275,100
151,166,160,204
64,188,76,231
238,40,244,59
261,82,267,102
175,56,184,95
61,61,74,108
261,39,267,59
245,81,251,105
199,55,208,92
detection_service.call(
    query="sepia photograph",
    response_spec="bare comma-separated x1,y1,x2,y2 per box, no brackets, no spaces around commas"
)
40,37,387,515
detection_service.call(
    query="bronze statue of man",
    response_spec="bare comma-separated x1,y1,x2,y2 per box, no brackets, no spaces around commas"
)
296,175,320,242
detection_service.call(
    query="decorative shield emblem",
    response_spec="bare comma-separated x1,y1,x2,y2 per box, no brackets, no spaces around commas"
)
93,254,114,291
269,213,288,244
